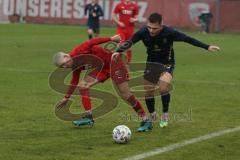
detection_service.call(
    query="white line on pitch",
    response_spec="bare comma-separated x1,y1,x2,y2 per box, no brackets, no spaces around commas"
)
122,126,240,160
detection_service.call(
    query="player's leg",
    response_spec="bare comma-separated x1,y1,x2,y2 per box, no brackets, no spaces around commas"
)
87,28,94,39
111,57,152,132
111,56,144,117
93,21,100,37
87,20,94,39
73,75,100,126
117,28,125,41
87,20,95,39
201,22,207,34
206,21,210,33
116,82,146,118
159,70,173,128
143,62,165,122
114,82,152,132
126,49,132,63
79,75,99,114
144,79,157,121
199,20,205,34
93,27,100,37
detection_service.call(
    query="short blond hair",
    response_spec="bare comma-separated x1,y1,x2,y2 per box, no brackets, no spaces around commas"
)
53,52,67,67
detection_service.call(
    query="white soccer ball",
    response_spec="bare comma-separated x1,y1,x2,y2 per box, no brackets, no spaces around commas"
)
112,125,132,144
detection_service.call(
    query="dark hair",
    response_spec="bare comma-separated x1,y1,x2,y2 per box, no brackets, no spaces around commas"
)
148,13,162,24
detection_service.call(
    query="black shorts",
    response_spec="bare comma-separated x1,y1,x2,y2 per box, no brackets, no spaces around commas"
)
87,20,100,34
144,63,174,84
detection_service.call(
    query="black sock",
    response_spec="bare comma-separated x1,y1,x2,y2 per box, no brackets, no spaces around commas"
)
88,34,93,39
161,94,170,113
145,97,155,113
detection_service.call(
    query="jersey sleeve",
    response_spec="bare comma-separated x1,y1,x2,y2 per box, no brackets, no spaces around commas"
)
113,4,120,14
64,69,81,99
173,30,209,50
131,28,143,44
116,28,143,52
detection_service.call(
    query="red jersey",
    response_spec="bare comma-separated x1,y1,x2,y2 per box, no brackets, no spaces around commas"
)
113,1,139,28
64,37,128,99
65,37,112,98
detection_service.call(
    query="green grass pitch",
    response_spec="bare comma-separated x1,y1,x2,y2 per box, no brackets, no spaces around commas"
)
0,24,239,160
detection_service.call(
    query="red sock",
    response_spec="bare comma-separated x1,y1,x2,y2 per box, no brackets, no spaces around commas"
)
126,50,132,63
80,89,92,112
127,95,146,118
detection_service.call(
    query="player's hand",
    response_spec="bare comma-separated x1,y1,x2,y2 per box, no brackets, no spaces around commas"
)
130,18,138,23
92,12,97,17
56,98,69,110
110,35,121,43
208,45,220,52
111,52,121,63
118,22,125,28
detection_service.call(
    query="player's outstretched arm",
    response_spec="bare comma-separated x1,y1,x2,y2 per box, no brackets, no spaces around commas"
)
173,29,221,52
88,37,115,47
208,45,220,52
55,69,80,110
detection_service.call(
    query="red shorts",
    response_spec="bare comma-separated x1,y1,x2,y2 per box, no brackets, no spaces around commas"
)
117,27,134,42
89,57,129,85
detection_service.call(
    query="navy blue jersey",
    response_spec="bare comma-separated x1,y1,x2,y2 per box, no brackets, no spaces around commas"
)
84,3,103,20
117,25,209,65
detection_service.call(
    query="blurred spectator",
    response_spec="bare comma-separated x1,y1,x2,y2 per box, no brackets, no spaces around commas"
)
84,0,104,39
199,10,213,34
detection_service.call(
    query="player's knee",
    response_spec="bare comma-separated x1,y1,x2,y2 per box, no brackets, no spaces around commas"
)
120,91,131,100
88,29,93,34
144,90,155,98
79,84,90,90
159,85,170,95
79,86,89,91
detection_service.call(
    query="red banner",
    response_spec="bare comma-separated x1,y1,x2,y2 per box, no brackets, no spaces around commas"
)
1,0,240,32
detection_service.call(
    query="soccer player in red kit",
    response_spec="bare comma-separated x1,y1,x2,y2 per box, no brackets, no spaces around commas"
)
112,0,139,63
53,35,152,132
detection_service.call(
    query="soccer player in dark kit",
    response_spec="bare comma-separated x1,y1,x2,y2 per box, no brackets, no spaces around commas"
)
84,0,104,39
113,13,220,128
53,35,152,132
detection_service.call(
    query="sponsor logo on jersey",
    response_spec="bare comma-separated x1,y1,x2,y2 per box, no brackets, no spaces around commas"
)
122,10,133,15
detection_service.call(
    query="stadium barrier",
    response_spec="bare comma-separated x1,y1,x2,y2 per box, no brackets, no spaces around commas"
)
0,0,240,32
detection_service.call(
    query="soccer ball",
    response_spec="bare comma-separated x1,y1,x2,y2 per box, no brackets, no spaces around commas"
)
112,125,131,144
